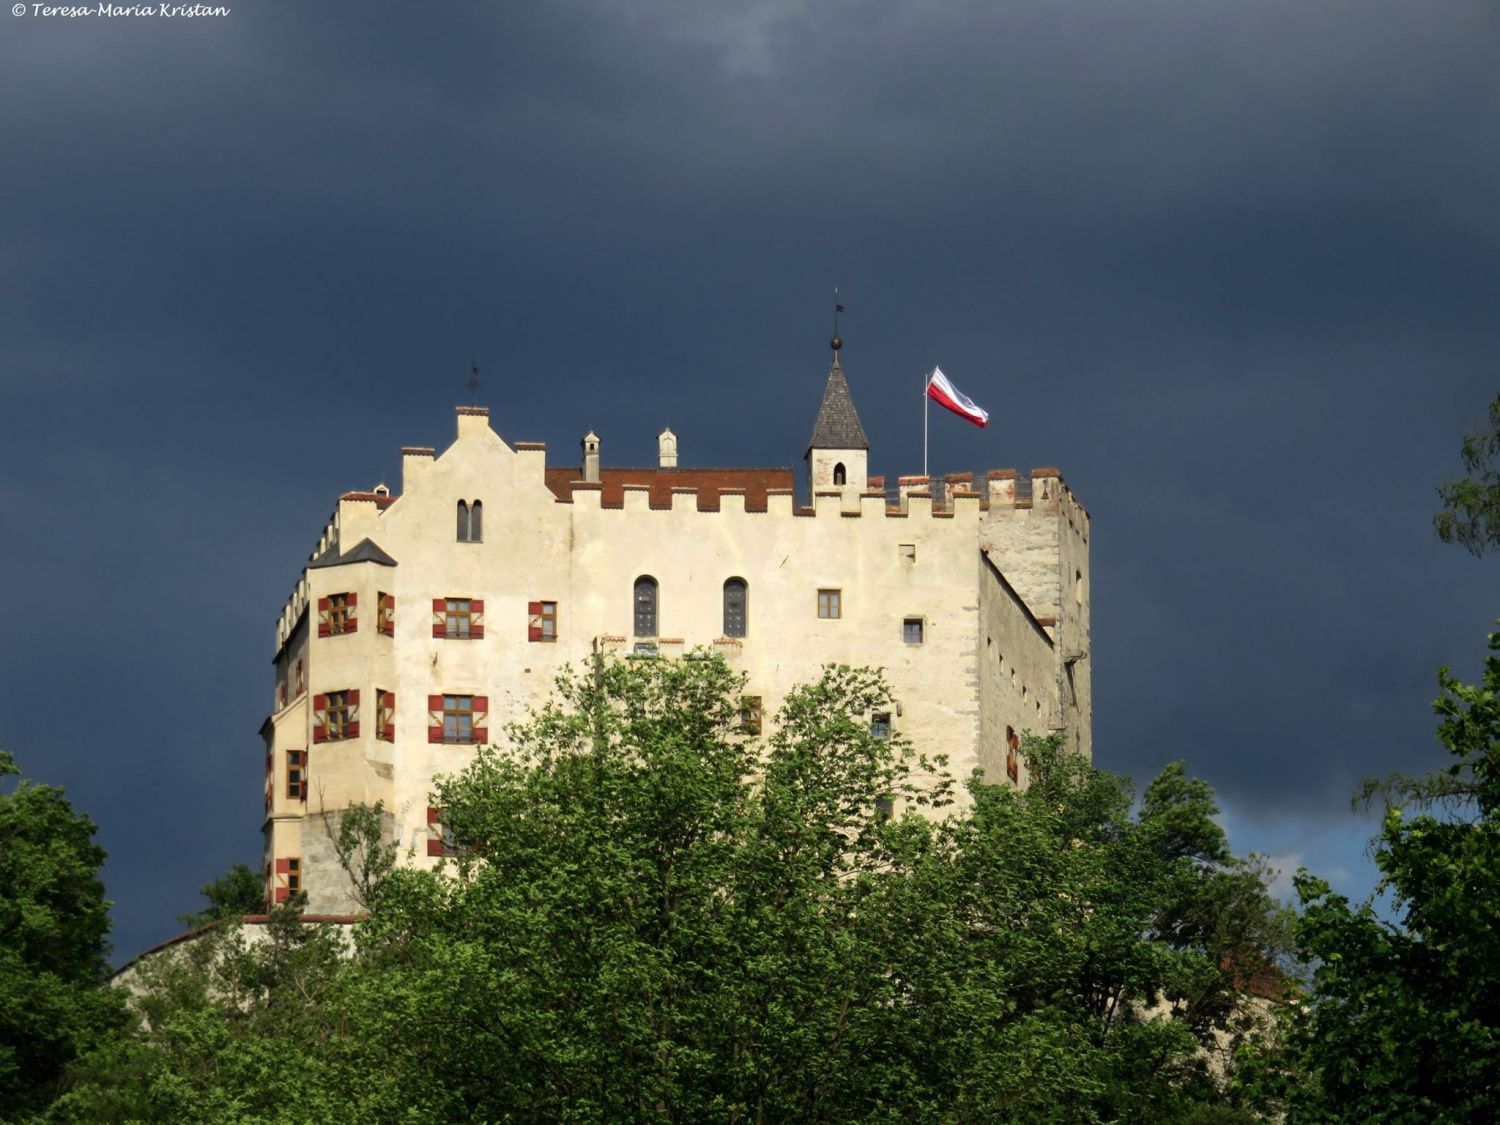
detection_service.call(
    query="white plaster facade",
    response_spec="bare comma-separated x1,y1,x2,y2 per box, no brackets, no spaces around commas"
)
260,351,1091,912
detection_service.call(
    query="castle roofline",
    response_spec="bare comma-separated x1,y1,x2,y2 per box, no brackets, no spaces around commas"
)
544,466,794,512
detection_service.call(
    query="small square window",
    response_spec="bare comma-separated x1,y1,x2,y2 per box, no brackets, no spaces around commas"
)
871,712,891,740
903,617,924,645
818,589,841,619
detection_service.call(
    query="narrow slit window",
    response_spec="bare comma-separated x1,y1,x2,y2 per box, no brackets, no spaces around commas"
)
456,500,470,541
634,576,658,637
723,578,747,638
833,462,846,485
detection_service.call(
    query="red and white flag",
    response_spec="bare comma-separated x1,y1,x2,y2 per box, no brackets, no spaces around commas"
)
926,367,989,428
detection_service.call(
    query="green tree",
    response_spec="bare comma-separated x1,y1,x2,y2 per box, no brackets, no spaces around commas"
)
1435,394,1500,556
1291,628,1500,1122
56,658,1289,1122
178,862,265,928
0,750,124,1120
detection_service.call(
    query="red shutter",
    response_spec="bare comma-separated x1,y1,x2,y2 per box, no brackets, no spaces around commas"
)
470,599,485,639
275,858,290,874
471,599,484,613
473,695,489,743
427,806,441,825
428,694,444,743
381,692,395,741
275,886,290,903
432,597,447,638
317,596,330,638
346,591,358,633
346,592,357,607
312,693,327,744
528,600,543,642
427,838,446,857
347,689,360,706
345,688,360,739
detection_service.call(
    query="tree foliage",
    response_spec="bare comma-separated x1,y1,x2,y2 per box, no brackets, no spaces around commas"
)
0,749,124,1121
1434,394,1500,556
178,862,266,928
52,658,1288,1122
1291,628,1500,1122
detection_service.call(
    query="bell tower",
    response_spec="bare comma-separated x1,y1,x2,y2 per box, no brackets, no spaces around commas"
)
805,334,869,502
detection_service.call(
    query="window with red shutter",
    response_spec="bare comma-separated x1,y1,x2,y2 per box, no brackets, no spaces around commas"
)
469,599,485,640
426,806,460,857
317,596,331,638
432,597,448,638
529,601,558,642
428,694,445,743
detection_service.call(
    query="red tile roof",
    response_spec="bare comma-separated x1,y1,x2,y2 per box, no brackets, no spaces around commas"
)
544,467,795,512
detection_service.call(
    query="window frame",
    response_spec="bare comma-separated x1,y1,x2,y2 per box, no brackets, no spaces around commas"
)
634,576,659,637
286,750,305,800
442,695,474,745
817,588,842,620
723,578,748,638
326,691,350,740
445,598,473,640
871,712,891,740
327,593,351,635
539,600,557,641
903,617,925,645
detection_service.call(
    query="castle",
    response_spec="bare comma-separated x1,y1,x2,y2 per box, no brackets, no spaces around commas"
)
260,341,1092,912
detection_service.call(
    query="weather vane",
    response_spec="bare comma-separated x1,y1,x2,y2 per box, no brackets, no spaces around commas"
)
832,287,845,350
466,361,479,404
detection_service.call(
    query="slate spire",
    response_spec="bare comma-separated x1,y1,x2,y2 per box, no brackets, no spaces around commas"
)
805,337,870,457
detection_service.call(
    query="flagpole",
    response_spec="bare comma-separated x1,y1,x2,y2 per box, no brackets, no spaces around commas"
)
923,368,930,478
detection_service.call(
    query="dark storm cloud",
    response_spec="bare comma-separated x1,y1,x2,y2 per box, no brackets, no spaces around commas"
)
1,0,1495,958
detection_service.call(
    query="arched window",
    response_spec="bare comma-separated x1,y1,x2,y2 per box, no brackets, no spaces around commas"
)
723,578,747,638
633,576,658,637
833,462,846,485
457,500,484,542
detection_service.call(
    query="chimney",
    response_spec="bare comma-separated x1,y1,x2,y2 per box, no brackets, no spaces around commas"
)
658,427,678,469
582,430,600,483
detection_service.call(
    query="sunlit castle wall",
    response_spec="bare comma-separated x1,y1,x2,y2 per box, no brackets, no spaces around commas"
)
260,356,1091,914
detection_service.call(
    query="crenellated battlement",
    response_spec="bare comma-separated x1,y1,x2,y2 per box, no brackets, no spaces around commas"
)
263,363,1092,914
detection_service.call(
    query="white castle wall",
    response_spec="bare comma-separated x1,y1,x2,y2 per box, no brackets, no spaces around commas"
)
262,406,1091,912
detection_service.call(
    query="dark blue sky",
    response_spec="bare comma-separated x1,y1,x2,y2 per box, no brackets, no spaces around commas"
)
2,1,1495,960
